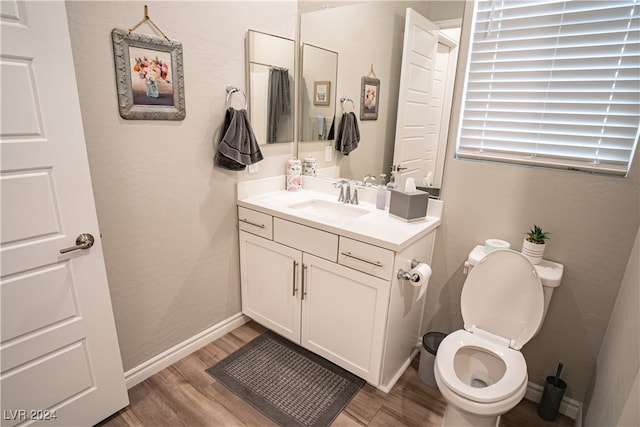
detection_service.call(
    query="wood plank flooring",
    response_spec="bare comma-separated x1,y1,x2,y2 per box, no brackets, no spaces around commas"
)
98,321,575,427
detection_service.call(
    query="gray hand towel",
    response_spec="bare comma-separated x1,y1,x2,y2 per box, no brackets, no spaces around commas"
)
335,112,360,155
215,108,263,171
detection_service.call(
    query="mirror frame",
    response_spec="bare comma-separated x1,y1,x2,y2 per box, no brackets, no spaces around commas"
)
246,29,296,144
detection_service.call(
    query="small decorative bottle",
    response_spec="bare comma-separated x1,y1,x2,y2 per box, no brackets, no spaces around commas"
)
302,157,317,177
286,158,302,191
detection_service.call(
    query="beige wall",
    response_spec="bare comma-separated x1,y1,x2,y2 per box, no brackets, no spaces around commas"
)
66,1,297,371
584,227,639,426
423,3,640,403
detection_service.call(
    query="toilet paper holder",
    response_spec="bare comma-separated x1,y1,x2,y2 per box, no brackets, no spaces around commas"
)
397,259,424,282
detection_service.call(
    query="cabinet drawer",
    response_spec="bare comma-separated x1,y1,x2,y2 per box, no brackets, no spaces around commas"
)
273,218,338,262
238,207,273,239
338,237,394,280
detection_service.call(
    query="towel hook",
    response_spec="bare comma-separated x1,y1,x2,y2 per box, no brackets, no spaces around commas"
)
129,4,171,41
367,63,378,79
226,85,247,109
340,97,354,113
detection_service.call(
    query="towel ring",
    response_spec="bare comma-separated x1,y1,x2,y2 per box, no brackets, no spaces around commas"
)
226,85,247,109
340,97,355,112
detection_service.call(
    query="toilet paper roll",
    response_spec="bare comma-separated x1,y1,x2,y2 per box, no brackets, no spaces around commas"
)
484,239,511,253
409,263,432,300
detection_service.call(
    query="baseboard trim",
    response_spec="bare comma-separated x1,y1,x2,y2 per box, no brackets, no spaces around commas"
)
378,347,420,393
525,381,583,426
124,313,249,389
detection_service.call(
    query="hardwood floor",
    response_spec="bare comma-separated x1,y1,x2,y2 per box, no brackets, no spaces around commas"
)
98,321,574,427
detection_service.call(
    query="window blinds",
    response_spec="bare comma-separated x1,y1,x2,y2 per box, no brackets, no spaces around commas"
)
456,0,640,176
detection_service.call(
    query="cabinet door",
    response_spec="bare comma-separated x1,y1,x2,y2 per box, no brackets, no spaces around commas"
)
301,254,390,385
239,231,301,343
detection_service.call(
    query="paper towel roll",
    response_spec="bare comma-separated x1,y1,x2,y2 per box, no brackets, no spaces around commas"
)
409,263,432,300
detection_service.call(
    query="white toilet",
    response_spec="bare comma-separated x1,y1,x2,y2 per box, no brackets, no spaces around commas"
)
434,247,563,427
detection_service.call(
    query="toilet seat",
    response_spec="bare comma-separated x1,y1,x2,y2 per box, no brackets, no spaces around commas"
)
435,329,527,403
461,250,544,350
435,251,543,404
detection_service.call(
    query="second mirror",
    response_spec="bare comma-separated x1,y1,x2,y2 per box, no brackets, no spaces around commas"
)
300,43,338,143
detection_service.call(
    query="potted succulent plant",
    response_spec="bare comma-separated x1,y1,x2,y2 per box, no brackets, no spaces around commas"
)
521,224,549,265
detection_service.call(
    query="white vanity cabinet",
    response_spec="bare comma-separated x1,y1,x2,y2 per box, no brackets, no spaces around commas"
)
238,201,438,390
239,224,389,385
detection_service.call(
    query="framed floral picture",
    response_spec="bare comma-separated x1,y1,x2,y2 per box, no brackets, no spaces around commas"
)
111,28,186,120
360,76,380,121
313,81,331,106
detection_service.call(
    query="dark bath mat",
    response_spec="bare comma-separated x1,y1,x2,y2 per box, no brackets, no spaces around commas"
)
206,330,365,427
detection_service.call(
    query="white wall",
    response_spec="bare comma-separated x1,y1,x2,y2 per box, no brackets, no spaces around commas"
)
584,227,639,426
65,1,297,371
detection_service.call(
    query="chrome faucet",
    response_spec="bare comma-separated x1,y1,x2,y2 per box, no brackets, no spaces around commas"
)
350,186,359,205
363,174,376,187
334,179,350,203
333,179,358,204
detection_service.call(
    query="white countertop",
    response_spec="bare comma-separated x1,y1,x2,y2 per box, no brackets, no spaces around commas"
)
237,177,442,251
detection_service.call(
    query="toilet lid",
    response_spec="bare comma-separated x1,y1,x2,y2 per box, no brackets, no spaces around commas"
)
461,250,544,350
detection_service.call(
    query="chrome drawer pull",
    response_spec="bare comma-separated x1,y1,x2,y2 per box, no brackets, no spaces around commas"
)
340,251,383,267
239,218,266,229
301,264,307,300
292,261,298,296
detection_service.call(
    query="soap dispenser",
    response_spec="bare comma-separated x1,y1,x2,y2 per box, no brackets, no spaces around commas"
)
376,174,387,210
387,166,397,190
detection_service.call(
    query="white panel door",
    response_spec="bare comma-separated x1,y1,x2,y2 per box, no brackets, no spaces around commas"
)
392,8,439,191
1,2,128,426
301,254,390,385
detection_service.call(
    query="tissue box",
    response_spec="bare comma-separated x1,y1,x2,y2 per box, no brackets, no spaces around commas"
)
389,189,429,221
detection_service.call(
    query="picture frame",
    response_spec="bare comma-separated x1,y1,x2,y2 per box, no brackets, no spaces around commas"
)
360,76,380,121
111,28,186,120
313,81,331,106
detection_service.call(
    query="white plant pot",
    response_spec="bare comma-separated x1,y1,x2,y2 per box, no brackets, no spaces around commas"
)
521,238,546,265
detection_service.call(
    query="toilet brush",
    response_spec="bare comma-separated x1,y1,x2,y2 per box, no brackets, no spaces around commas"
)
554,363,563,386
538,362,567,421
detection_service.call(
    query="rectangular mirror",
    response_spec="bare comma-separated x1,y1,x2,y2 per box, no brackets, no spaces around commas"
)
300,43,338,143
246,30,295,144
298,2,464,189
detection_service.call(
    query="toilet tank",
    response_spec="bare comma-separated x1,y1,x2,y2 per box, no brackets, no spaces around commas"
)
465,245,564,334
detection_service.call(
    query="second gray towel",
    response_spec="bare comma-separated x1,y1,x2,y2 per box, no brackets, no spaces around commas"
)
336,112,360,155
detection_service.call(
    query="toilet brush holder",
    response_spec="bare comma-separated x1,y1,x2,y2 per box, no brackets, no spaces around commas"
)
537,363,567,421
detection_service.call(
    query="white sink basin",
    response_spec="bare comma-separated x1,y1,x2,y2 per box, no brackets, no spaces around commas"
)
287,199,369,220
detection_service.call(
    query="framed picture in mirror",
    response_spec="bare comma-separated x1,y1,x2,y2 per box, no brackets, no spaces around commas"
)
111,28,186,120
313,81,331,106
360,76,379,120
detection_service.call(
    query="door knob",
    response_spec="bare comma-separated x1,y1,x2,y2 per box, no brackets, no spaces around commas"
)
60,233,95,254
